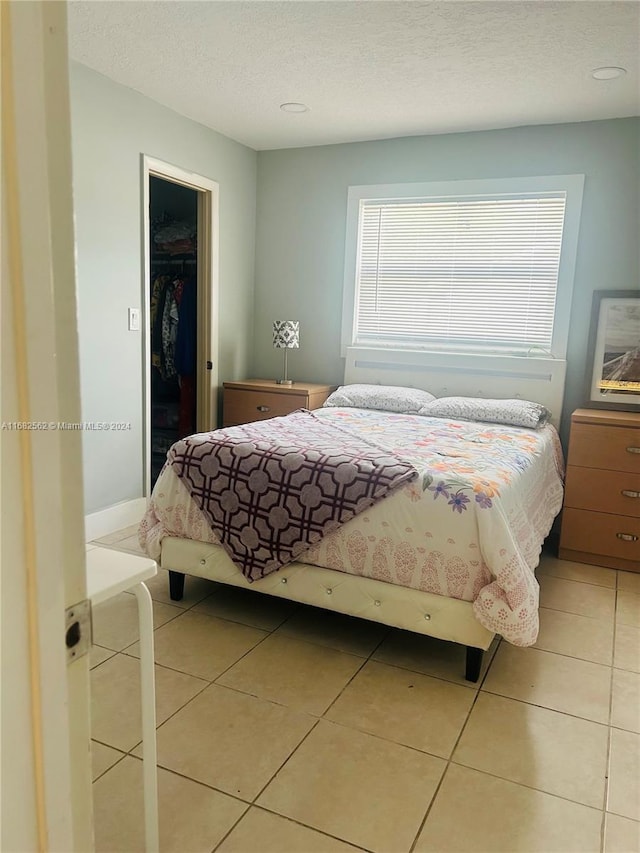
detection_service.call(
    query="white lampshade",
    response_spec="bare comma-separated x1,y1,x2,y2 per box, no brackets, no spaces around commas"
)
273,320,300,349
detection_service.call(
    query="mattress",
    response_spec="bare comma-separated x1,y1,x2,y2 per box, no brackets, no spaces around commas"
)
140,408,564,645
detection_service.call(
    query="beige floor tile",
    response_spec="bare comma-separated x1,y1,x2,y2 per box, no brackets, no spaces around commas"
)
372,629,497,688
91,653,207,751
127,610,267,681
93,756,247,853
608,728,640,821
612,669,640,733
193,584,298,631
143,568,217,610
276,604,389,657
604,813,640,853
619,572,640,595
482,643,611,723
217,807,362,853
108,533,146,555
614,623,640,673
414,764,602,853
92,592,182,651
90,644,115,670
326,660,474,758
534,607,614,664
93,524,141,546
258,720,445,853
617,592,640,628
91,741,125,781
539,575,615,620
537,554,617,588
217,633,363,715
154,684,315,800
453,692,609,808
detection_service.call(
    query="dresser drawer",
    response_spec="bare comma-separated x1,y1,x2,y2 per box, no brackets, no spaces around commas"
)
561,507,640,564
567,423,640,474
564,466,640,518
224,388,307,426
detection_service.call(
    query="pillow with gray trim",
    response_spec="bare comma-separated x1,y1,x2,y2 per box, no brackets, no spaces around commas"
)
323,384,436,414
419,397,551,429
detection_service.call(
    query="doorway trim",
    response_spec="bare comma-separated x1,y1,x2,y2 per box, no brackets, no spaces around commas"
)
141,156,220,499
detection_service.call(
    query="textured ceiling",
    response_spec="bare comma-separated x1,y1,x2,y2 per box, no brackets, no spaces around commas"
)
68,0,640,151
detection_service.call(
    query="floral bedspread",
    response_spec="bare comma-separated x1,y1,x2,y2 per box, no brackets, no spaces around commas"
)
139,407,564,645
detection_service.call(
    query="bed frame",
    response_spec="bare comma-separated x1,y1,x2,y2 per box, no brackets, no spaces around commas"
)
163,349,566,682
163,537,494,681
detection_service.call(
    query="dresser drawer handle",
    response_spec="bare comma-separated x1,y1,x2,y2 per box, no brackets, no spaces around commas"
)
621,490,640,499
616,533,639,542
257,405,270,413
626,446,640,454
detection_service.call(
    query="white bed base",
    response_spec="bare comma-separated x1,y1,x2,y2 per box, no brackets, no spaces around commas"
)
161,537,495,678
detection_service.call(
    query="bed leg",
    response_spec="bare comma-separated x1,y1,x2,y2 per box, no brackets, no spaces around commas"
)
168,571,185,601
465,646,483,683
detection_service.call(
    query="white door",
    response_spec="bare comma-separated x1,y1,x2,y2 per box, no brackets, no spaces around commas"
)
1,2,93,850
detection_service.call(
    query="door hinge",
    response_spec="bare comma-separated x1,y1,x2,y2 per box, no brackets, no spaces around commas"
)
206,360,213,370
65,599,91,663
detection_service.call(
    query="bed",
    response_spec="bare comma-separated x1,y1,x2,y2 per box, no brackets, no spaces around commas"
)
139,349,566,682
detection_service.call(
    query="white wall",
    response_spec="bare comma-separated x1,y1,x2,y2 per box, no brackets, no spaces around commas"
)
253,118,640,441
70,63,257,514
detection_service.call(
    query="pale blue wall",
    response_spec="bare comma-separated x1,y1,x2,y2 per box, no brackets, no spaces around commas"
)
254,118,639,438
70,63,257,514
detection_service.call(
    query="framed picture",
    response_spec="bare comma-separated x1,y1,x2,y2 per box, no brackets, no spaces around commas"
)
585,290,640,410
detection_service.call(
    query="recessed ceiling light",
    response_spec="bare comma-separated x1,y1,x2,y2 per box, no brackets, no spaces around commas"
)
280,102,309,113
591,66,627,80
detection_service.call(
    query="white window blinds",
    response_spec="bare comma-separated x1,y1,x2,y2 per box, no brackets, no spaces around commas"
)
354,194,567,353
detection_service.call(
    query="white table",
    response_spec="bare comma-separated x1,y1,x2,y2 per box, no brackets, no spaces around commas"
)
86,545,159,853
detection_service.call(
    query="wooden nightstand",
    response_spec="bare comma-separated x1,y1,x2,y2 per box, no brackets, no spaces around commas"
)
559,408,640,572
222,379,335,427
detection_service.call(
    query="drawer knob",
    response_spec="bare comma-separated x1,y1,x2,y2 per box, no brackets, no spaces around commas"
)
257,405,270,412
621,490,640,499
616,533,639,542
626,446,640,454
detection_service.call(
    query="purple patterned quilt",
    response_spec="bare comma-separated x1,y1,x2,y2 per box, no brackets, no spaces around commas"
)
167,410,418,580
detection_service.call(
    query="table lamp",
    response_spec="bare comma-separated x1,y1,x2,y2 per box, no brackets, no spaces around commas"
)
273,320,299,385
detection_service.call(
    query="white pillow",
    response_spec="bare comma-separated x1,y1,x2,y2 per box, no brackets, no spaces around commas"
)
419,396,551,429
323,384,436,414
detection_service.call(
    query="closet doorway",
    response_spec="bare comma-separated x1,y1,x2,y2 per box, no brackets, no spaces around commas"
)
142,157,219,494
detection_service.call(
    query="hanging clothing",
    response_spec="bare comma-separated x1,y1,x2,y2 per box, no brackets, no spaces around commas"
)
175,276,198,436
151,275,171,376
161,279,181,380
175,277,197,378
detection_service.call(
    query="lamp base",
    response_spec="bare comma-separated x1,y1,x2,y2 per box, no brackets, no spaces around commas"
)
276,379,293,386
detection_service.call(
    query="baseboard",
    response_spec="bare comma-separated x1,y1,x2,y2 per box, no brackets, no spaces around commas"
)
85,497,148,542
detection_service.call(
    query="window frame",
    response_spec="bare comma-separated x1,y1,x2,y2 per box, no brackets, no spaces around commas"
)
341,175,585,360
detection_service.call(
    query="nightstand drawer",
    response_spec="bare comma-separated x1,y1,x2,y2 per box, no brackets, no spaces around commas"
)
222,380,335,427
561,508,640,563
224,388,307,425
567,423,640,474
564,466,640,518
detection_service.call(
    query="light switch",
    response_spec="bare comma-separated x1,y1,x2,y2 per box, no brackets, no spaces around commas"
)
128,308,140,331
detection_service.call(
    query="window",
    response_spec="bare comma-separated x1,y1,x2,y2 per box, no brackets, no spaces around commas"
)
342,176,584,359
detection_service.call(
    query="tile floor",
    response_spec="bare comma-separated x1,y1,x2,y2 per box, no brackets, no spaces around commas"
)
89,527,640,853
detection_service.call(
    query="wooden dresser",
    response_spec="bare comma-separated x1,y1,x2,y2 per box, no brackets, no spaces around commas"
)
559,408,640,572
222,379,335,427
